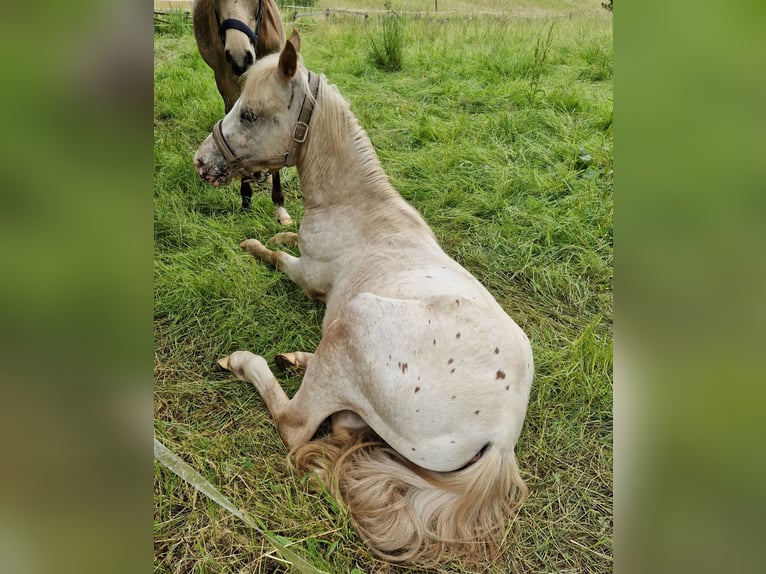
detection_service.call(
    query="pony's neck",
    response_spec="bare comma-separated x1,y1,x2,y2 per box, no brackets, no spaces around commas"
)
296,79,401,211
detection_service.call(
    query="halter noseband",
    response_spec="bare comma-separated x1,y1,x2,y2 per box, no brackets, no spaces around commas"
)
218,0,264,48
211,71,321,180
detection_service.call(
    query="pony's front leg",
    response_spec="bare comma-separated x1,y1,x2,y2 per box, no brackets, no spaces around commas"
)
240,238,327,300
268,232,300,247
218,351,331,448
241,238,300,275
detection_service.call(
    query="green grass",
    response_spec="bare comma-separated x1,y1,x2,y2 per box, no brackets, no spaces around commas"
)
367,9,405,71
155,4,612,572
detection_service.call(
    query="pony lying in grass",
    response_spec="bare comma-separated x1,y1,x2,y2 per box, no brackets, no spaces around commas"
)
192,0,292,224
193,31,534,566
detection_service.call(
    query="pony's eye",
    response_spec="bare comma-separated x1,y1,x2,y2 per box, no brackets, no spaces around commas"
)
240,108,260,123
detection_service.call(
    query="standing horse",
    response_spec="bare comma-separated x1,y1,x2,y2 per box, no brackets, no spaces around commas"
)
193,32,533,566
192,0,292,224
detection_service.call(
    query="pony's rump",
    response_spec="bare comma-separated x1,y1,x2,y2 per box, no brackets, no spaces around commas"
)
290,428,528,566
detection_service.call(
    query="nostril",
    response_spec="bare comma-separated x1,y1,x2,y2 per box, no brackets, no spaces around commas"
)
194,156,204,169
224,50,251,76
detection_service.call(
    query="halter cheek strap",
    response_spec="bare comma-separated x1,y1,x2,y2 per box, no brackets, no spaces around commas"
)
211,71,321,179
212,120,250,179
284,71,321,168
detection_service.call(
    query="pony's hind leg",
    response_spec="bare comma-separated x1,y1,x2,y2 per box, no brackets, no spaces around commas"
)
219,350,339,449
331,411,369,436
218,352,287,414
275,351,314,373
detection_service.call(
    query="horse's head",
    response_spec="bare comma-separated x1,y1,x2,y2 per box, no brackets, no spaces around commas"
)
217,0,260,75
195,31,312,187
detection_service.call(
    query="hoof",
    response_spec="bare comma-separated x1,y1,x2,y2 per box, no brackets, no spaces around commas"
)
269,232,299,246
240,238,264,252
274,353,297,372
276,206,293,226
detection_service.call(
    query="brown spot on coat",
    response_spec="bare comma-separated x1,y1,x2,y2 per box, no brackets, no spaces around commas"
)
450,368,455,374
496,370,506,380
455,332,461,339
414,386,420,393
447,358,454,365
494,347,500,354
402,362,408,374
474,410,480,415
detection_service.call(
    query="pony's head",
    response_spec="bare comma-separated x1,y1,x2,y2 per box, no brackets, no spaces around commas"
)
216,0,260,75
194,31,310,187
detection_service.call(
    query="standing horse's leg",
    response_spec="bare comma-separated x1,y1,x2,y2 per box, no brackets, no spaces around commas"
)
271,170,293,225
240,178,253,210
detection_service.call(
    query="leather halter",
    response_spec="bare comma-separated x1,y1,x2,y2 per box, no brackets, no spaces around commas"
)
211,71,321,179
218,0,264,49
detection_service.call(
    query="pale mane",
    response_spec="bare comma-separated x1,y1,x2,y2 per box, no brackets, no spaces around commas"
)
311,73,392,191
307,70,435,241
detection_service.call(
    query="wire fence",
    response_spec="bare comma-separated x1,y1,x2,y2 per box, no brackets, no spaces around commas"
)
152,2,590,21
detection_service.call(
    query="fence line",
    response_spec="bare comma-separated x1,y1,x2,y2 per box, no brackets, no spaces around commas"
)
286,7,572,21
152,3,584,22
154,0,192,10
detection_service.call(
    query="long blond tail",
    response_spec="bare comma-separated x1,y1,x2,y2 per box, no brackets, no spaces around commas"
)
289,428,528,566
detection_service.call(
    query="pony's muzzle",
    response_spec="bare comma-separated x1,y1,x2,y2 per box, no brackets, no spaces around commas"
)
193,137,232,187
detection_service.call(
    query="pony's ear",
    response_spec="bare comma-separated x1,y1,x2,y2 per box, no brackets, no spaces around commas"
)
287,29,301,54
278,38,298,82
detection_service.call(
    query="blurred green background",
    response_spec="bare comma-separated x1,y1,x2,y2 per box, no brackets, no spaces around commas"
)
0,1,764,573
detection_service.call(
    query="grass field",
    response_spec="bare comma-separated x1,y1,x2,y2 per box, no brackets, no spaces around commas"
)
154,2,612,572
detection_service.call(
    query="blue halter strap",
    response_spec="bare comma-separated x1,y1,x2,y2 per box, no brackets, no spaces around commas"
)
218,0,264,48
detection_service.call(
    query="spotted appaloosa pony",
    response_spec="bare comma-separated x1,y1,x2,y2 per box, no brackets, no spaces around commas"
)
192,0,292,224
193,31,534,566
